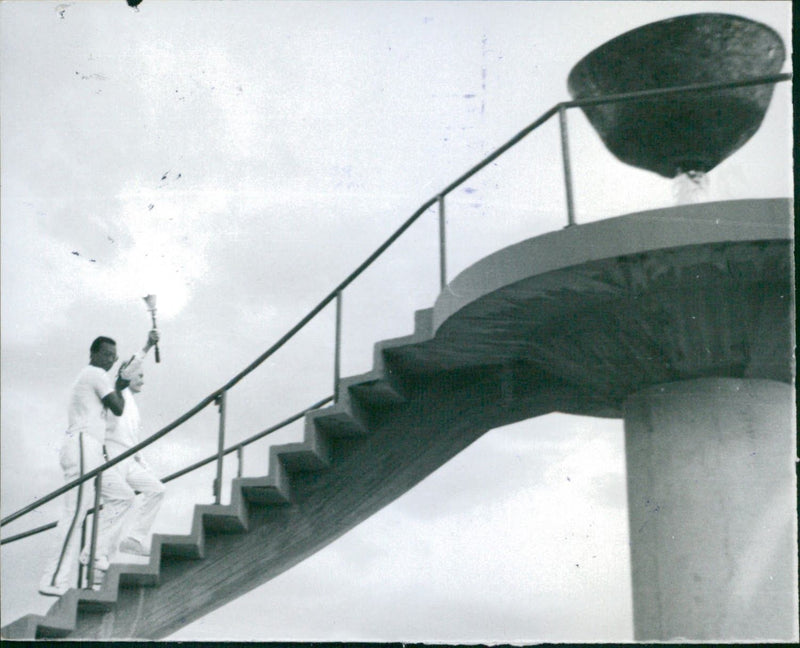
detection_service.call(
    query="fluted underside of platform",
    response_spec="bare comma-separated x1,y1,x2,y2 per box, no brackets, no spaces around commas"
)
389,239,792,415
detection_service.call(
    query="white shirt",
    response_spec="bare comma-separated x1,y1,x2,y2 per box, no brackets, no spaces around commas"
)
105,389,141,449
67,365,114,443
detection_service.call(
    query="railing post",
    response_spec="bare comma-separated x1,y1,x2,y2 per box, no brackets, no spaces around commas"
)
78,516,87,588
558,104,576,227
334,290,342,402
86,473,102,589
213,391,227,504
236,445,244,478
438,195,447,290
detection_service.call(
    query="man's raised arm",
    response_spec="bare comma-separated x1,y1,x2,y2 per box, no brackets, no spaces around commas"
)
102,373,130,416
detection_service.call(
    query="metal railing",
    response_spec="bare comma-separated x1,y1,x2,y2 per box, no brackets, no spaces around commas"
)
0,73,791,588
1,395,332,547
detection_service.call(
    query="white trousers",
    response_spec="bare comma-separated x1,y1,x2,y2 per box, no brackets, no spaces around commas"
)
39,433,105,591
93,440,165,561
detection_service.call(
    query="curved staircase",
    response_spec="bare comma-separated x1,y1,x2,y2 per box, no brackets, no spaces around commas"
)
1,306,591,640
2,198,792,640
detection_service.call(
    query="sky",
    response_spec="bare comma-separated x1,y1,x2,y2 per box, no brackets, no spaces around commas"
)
0,0,792,642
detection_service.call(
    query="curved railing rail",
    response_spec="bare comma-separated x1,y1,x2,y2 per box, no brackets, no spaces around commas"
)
1,74,791,578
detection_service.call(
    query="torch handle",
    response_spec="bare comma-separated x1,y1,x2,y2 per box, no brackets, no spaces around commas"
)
150,312,161,363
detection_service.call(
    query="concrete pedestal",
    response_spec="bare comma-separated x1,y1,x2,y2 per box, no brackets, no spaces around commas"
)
624,378,797,641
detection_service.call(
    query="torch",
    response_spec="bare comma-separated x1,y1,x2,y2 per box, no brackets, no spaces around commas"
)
143,294,161,363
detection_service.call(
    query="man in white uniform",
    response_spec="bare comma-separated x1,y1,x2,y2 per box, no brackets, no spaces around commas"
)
88,354,165,564
38,331,158,597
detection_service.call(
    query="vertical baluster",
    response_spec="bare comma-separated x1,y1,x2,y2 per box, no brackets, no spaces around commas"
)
334,290,342,402
236,445,244,478
87,473,102,589
558,105,576,227
78,515,87,588
438,195,447,290
213,391,227,505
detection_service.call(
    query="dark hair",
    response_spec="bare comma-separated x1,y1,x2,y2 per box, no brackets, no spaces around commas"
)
90,336,117,355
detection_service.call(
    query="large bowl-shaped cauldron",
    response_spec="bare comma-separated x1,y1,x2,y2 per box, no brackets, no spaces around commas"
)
567,14,785,178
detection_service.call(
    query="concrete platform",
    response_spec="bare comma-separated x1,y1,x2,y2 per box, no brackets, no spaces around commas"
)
387,199,793,417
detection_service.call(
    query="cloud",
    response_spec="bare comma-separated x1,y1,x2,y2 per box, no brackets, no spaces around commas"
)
390,413,625,522
170,419,632,642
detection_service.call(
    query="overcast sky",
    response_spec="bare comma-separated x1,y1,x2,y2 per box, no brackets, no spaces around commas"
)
0,0,792,642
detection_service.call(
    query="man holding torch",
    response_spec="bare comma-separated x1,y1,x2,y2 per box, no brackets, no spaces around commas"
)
38,329,158,597
78,296,161,578
81,330,164,570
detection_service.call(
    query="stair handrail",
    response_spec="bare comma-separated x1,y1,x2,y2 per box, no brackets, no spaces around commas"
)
0,100,561,529
1,71,791,532
159,394,333,484
0,395,333,545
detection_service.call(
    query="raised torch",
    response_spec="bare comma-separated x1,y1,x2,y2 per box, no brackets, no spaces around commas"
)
143,294,161,363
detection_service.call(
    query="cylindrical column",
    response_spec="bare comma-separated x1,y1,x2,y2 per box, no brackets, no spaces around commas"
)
624,378,797,641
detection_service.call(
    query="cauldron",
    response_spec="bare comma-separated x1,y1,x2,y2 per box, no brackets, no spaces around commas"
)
567,14,785,178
